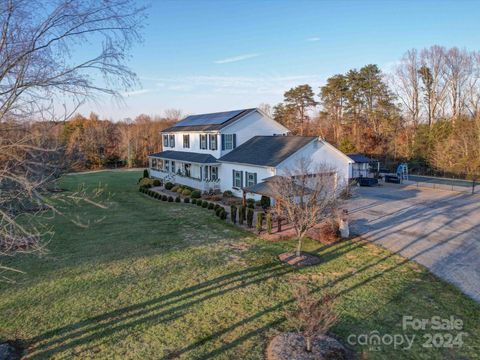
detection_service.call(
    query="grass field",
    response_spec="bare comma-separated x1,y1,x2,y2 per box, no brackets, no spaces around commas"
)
1,170,479,359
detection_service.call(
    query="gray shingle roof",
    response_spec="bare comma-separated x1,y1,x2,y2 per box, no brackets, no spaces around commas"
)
148,151,218,164
347,153,375,163
219,136,316,167
162,108,256,132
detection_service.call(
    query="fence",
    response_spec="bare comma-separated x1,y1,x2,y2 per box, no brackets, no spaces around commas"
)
404,175,478,194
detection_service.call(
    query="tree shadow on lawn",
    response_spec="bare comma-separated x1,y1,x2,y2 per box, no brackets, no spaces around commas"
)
32,241,424,359
27,261,295,358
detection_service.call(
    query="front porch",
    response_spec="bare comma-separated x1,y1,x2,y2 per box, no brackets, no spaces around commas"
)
149,155,220,192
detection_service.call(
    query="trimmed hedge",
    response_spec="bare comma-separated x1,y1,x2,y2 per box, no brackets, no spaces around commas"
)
171,185,179,192
223,190,233,197
191,190,201,199
238,206,244,225
165,182,174,190
184,197,190,203
143,169,149,178
182,189,191,196
153,179,162,186
230,205,237,224
196,200,203,207
215,207,223,216
201,201,208,208
175,197,181,203
247,208,254,228
256,212,263,232
168,196,173,202
220,210,227,220
208,202,215,210
266,213,273,234
191,199,197,205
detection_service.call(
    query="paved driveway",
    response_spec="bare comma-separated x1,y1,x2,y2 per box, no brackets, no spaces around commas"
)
345,183,480,302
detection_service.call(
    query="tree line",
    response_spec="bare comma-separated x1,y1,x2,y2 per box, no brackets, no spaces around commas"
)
271,45,480,179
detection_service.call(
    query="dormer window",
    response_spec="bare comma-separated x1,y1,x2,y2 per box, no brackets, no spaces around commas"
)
169,134,175,147
163,134,169,147
183,134,190,148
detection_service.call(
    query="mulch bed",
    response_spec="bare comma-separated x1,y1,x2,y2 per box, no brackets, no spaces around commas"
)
0,340,23,360
266,332,355,360
278,252,322,267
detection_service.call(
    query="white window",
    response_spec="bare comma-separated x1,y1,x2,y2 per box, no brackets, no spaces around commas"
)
224,134,233,150
200,134,207,149
165,160,170,172
157,159,163,170
246,172,257,187
233,170,242,188
169,134,175,147
163,134,169,147
183,134,190,148
209,134,217,150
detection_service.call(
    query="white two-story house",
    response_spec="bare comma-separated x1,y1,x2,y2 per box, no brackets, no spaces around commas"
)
148,108,354,199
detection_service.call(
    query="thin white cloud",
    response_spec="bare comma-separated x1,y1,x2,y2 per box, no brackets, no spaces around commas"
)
306,37,320,42
121,89,152,97
214,53,260,64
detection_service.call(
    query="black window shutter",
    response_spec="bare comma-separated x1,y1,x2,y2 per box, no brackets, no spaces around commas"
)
240,171,244,188
254,173,257,185
232,170,235,187
233,134,237,148
221,134,225,150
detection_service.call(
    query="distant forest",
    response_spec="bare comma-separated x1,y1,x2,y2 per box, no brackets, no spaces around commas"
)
8,45,479,179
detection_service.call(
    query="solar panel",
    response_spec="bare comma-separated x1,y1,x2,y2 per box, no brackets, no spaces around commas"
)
173,109,246,127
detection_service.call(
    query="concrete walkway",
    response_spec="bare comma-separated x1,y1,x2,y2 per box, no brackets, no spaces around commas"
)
345,183,480,302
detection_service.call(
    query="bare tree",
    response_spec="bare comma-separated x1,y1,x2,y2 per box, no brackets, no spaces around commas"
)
285,283,338,353
392,49,421,127
0,0,146,281
271,158,343,257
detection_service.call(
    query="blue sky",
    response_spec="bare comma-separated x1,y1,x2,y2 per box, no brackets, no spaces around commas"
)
82,0,480,120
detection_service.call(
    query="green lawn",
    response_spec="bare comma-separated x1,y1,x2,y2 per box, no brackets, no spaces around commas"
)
1,170,479,359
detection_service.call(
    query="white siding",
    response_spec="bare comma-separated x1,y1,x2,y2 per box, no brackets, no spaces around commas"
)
219,111,289,157
219,162,275,200
276,139,352,186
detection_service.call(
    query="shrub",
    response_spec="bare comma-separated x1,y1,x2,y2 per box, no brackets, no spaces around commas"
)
256,212,263,232
220,210,227,220
139,177,154,188
155,192,161,199
285,285,338,353
184,197,190,203
162,195,167,201
247,203,254,209
247,208,254,228
153,179,162,186
230,205,237,224
238,206,244,225
182,189,191,196
138,177,143,184
215,207,223,216
143,169,149,178
214,204,220,211
176,188,184,193
191,190,201,199
168,196,173,202
165,182,174,190
175,196,181,203
202,200,208,208
246,198,255,205
223,190,233,197
196,200,203,207
260,195,271,209
191,199,197,205
171,185,179,192
208,202,215,210
242,206,246,220
266,213,273,234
